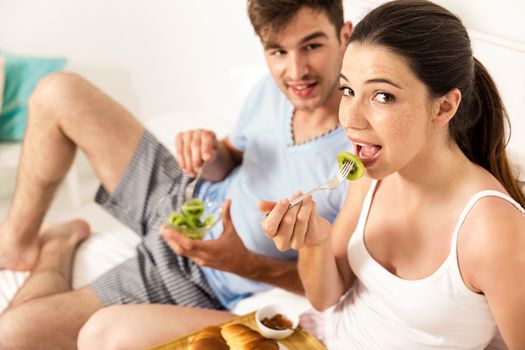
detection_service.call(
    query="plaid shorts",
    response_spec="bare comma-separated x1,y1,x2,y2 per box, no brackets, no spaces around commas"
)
90,130,224,310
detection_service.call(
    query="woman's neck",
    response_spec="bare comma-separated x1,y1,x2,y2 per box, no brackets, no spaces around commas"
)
390,141,475,202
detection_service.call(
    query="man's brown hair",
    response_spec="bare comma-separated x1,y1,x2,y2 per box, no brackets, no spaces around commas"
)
247,0,344,39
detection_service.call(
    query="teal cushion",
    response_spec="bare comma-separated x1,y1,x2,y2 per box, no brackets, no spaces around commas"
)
0,52,66,141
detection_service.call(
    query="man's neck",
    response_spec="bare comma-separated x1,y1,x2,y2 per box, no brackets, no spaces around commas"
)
291,91,341,145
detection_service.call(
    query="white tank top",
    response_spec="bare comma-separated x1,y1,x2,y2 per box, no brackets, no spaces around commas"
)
324,180,525,350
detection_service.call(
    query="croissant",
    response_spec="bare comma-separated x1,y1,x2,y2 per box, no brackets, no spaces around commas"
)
221,323,279,350
189,325,229,350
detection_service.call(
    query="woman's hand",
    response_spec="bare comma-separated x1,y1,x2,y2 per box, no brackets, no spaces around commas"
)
258,193,331,251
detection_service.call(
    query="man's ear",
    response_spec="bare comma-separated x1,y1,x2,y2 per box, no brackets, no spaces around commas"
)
433,88,461,124
340,21,352,45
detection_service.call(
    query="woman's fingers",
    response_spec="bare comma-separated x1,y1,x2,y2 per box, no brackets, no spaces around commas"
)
261,193,319,251
289,197,313,250
262,198,290,238
258,200,277,215
272,199,300,251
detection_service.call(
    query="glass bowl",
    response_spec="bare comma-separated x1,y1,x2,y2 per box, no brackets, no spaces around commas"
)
160,196,222,240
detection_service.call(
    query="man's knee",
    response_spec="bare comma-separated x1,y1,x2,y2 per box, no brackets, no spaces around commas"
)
28,72,97,129
29,72,85,109
78,306,129,350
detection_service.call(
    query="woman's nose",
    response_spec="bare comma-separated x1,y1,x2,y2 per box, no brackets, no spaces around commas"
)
339,99,368,130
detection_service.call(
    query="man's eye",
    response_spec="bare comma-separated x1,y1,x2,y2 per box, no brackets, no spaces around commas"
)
271,50,286,57
305,44,321,51
375,92,395,103
339,86,353,96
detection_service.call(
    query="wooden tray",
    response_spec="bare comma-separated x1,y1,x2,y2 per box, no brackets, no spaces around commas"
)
150,311,326,350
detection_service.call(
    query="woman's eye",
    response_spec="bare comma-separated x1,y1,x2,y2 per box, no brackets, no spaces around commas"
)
339,86,354,96
375,92,395,103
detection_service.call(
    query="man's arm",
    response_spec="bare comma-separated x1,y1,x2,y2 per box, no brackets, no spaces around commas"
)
228,250,303,294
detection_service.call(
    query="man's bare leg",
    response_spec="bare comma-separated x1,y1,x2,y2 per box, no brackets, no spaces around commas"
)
0,219,103,349
0,72,143,270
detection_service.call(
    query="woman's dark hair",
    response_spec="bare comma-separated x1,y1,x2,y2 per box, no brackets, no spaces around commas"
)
350,0,524,206
247,0,344,39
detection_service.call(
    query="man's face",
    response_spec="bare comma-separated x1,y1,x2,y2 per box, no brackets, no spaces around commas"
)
260,7,348,112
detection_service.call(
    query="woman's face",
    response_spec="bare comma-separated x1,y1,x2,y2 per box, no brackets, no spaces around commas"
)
339,42,437,179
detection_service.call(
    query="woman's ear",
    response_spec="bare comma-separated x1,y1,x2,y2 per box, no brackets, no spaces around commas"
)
433,88,461,124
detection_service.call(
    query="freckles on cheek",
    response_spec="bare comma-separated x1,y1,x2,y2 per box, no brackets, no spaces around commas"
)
338,103,352,126
391,121,410,138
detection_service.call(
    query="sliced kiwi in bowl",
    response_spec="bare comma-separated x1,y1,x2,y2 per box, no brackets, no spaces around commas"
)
336,151,365,181
166,198,218,240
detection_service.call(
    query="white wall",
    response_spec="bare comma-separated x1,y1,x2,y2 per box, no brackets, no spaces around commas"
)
346,0,525,43
0,0,266,122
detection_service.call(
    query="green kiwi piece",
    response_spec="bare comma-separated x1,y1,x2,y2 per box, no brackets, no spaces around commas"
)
173,216,190,228
336,151,365,181
186,216,200,229
168,212,183,225
181,198,205,218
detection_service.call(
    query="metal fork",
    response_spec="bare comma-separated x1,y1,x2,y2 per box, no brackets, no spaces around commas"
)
185,163,206,201
288,160,353,208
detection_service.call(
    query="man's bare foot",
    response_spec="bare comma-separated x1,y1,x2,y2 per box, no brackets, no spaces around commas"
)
6,219,91,309
0,221,41,271
0,219,90,271
39,219,91,254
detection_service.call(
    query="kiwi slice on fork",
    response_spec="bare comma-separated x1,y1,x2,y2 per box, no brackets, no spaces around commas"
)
337,151,365,181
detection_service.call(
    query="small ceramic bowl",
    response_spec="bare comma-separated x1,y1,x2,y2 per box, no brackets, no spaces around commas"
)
255,304,299,340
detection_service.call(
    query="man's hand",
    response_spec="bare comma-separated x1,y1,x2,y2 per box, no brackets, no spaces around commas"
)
161,199,251,273
175,129,218,177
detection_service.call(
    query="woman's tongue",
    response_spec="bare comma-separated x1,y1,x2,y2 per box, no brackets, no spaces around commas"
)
358,144,381,160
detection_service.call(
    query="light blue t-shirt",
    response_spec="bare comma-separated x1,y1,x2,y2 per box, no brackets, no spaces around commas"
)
197,75,353,309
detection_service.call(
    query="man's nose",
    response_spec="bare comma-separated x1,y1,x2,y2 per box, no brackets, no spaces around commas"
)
287,52,309,80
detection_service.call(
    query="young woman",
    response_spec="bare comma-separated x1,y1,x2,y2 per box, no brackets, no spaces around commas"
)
260,0,525,349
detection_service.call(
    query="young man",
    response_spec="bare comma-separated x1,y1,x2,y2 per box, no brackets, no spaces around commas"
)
0,0,352,348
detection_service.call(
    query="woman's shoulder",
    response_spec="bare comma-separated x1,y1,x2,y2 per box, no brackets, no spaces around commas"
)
460,177,524,243
457,166,523,226
460,170,524,230
458,184,525,292
464,191,524,233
